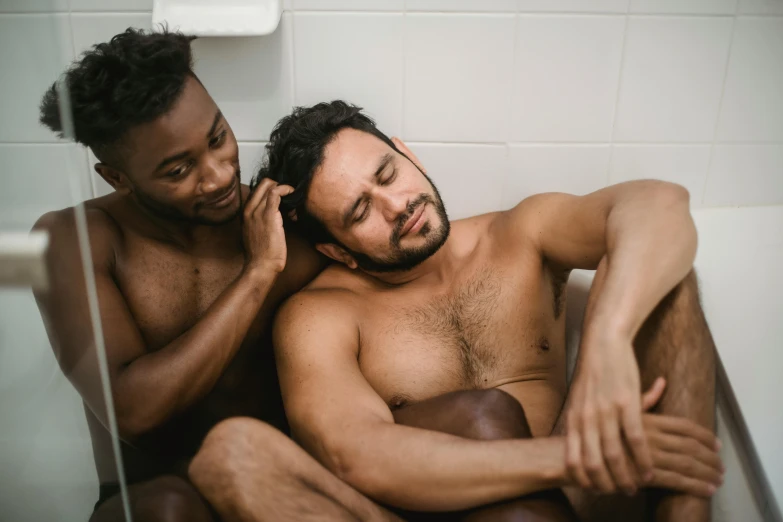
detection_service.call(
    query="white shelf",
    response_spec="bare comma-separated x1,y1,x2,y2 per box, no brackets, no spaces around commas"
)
153,0,282,37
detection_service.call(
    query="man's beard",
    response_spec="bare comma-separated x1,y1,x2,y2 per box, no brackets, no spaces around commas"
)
342,178,451,273
133,170,242,227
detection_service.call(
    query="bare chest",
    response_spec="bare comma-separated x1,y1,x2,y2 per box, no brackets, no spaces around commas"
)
359,265,569,409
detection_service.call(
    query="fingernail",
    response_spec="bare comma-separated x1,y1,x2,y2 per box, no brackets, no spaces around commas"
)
645,472,654,482
716,439,722,450
708,485,717,495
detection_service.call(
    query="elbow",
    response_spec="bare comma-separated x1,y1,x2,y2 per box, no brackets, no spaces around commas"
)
113,397,161,442
321,436,388,500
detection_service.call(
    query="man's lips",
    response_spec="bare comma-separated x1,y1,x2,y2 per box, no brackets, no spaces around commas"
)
400,203,426,237
204,183,237,208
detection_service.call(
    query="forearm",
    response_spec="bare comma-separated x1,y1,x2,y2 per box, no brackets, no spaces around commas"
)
325,424,569,511
591,183,696,339
115,266,277,436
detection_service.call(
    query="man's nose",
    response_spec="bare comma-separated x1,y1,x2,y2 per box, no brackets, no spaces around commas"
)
378,190,409,223
200,157,234,194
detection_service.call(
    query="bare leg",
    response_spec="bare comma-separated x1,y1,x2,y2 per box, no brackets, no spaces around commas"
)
634,270,716,522
557,268,716,522
188,417,402,522
394,389,579,522
90,475,214,522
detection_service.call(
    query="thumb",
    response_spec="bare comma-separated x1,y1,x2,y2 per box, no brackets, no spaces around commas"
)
642,377,667,411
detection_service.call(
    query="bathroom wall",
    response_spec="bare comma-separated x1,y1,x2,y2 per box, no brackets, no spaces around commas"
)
0,0,781,520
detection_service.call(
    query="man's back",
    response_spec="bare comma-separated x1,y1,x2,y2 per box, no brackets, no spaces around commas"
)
282,208,569,437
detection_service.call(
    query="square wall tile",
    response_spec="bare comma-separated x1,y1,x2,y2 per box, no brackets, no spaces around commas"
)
294,0,404,10
0,144,87,230
503,145,610,207
517,0,629,13
0,14,74,142
629,0,737,14
71,13,153,58
613,16,733,142
704,145,783,206
70,0,153,10
404,14,515,142
407,143,506,219
294,13,403,137
738,0,783,14
192,13,294,141
0,0,68,12
237,142,268,185
407,0,517,11
511,15,625,142
609,145,711,206
716,17,783,142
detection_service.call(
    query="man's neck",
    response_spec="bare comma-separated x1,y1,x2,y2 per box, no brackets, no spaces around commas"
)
364,235,460,287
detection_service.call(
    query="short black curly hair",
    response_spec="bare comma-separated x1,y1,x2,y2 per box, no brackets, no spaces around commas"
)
39,27,196,167
252,101,401,245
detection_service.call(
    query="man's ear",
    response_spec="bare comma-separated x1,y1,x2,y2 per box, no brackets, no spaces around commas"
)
94,163,132,195
391,137,426,174
315,243,358,270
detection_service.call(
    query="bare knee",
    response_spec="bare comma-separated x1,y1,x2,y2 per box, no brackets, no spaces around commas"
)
456,389,532,440
189,417,289,493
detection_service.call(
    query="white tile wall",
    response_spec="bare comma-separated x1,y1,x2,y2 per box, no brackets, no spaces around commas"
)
404,13,515,142
0,0,69,12
294,13,404,136
407,143,507,219
517,0,629,12
704,145,783,206
71,13,153,57
0,14,73,142
511,15,625,142
294,0,404,10
613,16,734,142
716,17,783,143
609,145,711,206
738,0,783,14
192,13,294,142
629,0,738,14
238,142,268,184
70,0,153,10
503,145,610,207
406,0,517,12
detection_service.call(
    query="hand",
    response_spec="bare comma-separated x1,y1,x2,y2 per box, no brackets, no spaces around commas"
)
565,331,649,495
642,408,724,498
567,376,723,497
242,179,294,275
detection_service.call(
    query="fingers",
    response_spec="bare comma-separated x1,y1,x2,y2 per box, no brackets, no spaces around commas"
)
600,407,636,495
581,406,616,493
263,184,295,217
642,377,667,411
649,415,721,452
648,469,718,498
621,402,654,482
651,431,724,477
245,178,277,218
566,414,591,489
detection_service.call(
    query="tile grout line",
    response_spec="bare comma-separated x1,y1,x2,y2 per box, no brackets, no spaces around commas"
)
605,1,632,188
701,1,740,206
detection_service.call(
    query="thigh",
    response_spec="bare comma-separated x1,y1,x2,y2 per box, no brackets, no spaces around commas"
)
90,475,214,522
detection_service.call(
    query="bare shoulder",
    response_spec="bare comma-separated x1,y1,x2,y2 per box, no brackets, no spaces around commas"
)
32,194,124,271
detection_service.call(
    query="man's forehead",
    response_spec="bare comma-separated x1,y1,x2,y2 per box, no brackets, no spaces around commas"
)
309,129,388,214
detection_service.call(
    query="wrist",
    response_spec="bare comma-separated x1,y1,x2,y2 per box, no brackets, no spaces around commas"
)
242,262,280,287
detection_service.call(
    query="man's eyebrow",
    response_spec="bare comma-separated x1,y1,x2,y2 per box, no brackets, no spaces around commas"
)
341,153,394,227
207,110,223,137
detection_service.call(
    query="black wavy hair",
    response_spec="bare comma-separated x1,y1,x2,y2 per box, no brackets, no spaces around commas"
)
39,27,196,167
252,101,401,245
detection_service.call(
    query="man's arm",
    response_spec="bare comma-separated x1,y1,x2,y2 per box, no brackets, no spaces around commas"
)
274,292,569,512
508,180,698,493
32,181,320,442
512,179,696,337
